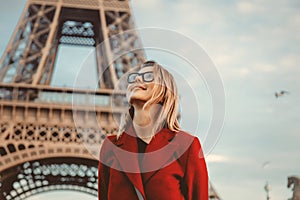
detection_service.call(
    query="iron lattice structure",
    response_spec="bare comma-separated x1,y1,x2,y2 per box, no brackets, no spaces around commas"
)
0,0,145,199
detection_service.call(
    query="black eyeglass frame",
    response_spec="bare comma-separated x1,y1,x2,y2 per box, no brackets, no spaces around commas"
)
127,72,154,83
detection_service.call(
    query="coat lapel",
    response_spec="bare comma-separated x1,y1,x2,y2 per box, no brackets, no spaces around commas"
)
111,128,146,199
141,129,179,184
110,127,183,197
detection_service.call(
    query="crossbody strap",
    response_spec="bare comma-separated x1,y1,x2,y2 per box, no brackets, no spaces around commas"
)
134,186,145,200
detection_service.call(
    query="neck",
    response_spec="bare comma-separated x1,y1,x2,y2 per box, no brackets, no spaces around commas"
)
133,103,151,126
131,102,161,143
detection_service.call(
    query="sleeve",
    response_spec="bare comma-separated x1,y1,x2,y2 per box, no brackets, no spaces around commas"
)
183,137,208,200
98,161,109,200
98,138,112,200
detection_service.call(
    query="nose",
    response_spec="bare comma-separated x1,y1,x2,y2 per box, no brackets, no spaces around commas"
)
134,74,143,83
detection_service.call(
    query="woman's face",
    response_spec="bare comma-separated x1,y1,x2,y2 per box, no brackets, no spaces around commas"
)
127,66,156,105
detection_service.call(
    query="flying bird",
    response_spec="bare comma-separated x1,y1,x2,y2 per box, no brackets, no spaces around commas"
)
275,90,290,98
262,161,271,169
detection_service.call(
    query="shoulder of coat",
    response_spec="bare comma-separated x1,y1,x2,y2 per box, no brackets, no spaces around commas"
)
107,134,118,143
176,130,196,139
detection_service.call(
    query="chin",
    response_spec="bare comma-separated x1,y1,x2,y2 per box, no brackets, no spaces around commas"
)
129,95,149,105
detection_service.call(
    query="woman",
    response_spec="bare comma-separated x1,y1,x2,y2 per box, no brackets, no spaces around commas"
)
98,61,208,200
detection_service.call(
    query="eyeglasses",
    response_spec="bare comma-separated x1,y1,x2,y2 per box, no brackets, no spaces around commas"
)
127,72,154,83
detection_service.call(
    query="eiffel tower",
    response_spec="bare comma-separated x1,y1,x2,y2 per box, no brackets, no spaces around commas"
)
0,0,221,199
0,0,145,199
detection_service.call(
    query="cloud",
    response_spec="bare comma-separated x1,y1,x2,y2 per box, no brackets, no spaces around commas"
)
279,54,300,69
206,154,230,163
236,2,264,14
252,63,276,73
131,0,162,10
289,14,300,32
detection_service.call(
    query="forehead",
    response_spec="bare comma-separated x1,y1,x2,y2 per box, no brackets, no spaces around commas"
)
138,66,153,73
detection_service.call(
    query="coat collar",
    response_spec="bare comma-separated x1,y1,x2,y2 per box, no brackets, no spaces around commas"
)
115,124,177,147
111,125,179,198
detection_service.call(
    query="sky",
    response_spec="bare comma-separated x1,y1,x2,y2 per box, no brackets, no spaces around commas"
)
1,0,300,200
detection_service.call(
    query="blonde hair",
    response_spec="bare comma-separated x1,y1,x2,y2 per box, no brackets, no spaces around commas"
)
117,61,180,137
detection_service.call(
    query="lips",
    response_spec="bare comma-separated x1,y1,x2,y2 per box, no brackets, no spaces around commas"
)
131,85,146,91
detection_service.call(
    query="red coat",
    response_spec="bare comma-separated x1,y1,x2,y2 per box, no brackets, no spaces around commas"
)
98,127,208,200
